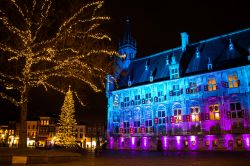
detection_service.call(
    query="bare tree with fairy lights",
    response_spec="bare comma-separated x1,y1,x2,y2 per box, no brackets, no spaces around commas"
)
0,0,118,148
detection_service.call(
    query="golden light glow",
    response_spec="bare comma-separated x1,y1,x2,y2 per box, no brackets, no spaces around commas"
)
0,0,119,107
55,87,77,146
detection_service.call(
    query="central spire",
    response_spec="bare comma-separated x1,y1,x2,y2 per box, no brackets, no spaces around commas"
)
123,16,132,43
119,17,136,51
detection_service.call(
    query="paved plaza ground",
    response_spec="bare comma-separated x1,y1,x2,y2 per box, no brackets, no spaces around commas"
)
27,150,250,166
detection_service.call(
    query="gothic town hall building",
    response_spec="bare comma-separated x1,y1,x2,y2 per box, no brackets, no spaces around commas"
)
106,20,250,151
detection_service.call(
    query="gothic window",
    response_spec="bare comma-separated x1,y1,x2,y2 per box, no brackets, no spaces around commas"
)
189,82,197,94
123,121,130,134
145,106,153,133
145,93,152,104
124,97,130,107
158,107,166,124
145,93,151,99
208,78,217,91
134,107,141,133
134,121,140,133
230,102,243,118
209,104,220,120
135,95,141,105
145,120,152,127
228,73,239,88
157,91,164,102
190,106,200,122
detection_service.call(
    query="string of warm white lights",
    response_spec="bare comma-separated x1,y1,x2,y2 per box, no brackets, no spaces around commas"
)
0,0,120,108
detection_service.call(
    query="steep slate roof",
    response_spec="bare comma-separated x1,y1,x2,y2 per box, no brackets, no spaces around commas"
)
117,28,250,89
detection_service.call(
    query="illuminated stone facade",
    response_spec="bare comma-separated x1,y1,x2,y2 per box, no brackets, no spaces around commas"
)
106,22,250,151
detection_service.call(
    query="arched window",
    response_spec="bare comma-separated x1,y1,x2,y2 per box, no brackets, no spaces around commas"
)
123,110,132,133
134,107,141,133
189,101,200,122
172,103,182,123
145,106,153,133
209,104,220,120
157,105,166,124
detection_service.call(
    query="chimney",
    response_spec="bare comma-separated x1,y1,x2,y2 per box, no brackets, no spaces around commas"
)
180,32,189,51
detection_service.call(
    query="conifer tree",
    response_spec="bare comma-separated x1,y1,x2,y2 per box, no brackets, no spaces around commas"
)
56,86,77,146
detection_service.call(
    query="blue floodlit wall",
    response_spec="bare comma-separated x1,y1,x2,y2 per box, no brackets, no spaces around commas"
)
106,26,250,151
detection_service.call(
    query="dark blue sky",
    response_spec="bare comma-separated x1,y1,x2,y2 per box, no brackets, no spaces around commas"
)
1,0,250,124
105,0,250,57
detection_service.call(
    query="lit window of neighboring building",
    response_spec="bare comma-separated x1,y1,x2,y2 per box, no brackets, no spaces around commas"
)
209,104,220,120
230,102,243,118
190,106,200,122
228,74,238,88
208,78,217,91
173,109,182,123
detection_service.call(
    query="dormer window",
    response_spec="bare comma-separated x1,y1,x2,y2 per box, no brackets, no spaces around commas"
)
166,55,169,65
171,55,176,65
128,76,132,87
195,47,200,58
145,61,148,71
207,57,213,70
149,71,153,82
169,54,179,79
170,68,179,79
229,39,234,51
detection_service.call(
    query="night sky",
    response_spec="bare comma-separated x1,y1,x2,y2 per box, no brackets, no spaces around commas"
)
1,0,250,124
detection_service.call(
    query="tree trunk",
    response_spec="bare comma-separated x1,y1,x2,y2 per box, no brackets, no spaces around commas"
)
19,87,28,149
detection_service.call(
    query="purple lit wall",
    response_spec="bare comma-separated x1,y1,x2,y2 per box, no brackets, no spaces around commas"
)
189,135,198,150
142,137,148,149
224,134,234,150
175,136,182,150
162,136,167,150
109,137,114,149
242,134,250,149
131,137,136,149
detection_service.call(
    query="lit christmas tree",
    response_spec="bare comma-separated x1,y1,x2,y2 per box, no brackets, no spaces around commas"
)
56,86,77,146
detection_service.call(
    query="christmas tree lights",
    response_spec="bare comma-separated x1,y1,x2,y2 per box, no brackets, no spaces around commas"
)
55,86,77,146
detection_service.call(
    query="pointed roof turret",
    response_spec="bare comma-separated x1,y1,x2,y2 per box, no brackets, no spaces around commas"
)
119,17,136,49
